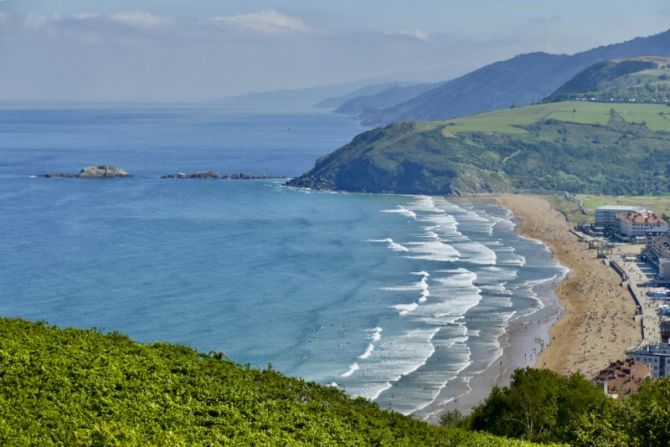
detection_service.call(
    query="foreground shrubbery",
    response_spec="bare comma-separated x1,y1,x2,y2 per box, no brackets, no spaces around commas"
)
0,318,551,446
458,368,670,447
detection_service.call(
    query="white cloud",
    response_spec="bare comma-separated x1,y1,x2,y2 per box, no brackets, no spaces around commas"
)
108,11,173,29
387,29,431,42
24,11,173,31
211,10,309,35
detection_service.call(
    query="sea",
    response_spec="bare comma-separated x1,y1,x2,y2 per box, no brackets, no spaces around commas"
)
0,104,566,416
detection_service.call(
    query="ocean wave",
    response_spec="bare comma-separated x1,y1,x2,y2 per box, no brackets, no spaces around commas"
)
372,326,383,342
341,362,360,378
406,196,444,214
368,238,410,252
381,206,417,220
358,343,375,359
393,302,419,316
406,239,461,262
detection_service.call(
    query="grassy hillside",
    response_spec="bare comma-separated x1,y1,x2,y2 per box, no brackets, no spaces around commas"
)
288,101,670,195
435,100,670,134
0,318,552,446
546,57,670,103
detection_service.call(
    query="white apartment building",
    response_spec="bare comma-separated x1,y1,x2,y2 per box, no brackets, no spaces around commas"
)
618,212,669,238
628,344,670,378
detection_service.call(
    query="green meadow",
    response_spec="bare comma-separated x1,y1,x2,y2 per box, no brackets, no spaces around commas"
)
436,101,670,136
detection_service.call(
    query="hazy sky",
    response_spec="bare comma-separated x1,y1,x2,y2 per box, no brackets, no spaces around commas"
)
0,0,669,101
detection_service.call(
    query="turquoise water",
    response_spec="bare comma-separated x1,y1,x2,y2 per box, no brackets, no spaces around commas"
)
0,105,564,415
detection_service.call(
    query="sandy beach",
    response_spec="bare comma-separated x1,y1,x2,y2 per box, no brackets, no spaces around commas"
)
496,194,641,376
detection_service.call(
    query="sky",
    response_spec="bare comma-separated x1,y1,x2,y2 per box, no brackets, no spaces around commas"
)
0,0,669,101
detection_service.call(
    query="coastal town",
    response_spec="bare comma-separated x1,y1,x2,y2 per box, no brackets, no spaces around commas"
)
570,203,670,394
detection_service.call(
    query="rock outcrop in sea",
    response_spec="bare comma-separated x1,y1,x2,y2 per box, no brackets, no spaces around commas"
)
44,165,131,178
161,171,286,180
162,171,220,179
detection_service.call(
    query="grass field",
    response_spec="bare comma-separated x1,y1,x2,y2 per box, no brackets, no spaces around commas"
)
578,194,670,217
548,194,670,224
437,101,670,136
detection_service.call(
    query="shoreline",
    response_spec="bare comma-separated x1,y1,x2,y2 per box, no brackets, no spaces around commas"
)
413,197,566,422
417,193,641,422
495,194,641,376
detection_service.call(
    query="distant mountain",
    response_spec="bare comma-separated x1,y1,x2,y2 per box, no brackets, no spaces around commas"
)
287,100,670,195
359,28,670,125
214,81,373,109
334,83,439,117
314,82,416,109
545,56,670,103
216,76,422,110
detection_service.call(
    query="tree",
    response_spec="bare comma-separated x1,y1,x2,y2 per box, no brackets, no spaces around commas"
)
467,368,611,444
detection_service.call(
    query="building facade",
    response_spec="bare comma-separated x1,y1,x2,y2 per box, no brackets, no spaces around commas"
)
617,212,669,238
595,206,647,228
627,344,670,378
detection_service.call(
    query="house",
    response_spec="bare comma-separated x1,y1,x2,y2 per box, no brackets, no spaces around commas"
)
592,359,651,398
617,212,669,238
627,344,670,378
595,206,648,229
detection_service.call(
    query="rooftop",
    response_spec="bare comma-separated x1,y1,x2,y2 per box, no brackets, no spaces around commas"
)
618,212,666,225
593,359,651,397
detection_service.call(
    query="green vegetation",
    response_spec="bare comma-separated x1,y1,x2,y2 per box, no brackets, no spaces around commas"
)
578,194,670,217
456,368,670,447
463,369,610,445
438,101,670,134
546,195,593,225
546,57,670,104
0,318,551,446
288,101,670,195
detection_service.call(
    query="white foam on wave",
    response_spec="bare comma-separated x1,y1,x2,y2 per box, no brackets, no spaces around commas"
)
368,238,410,252
393,302,419,316
372,326,383,342
407,196,445,214
381,206,417,220
341,362,360,378
385,272,432,315
405,239,461,262
357,327,383,360
359,343,375,359
345,327,444,402
413,271,431,303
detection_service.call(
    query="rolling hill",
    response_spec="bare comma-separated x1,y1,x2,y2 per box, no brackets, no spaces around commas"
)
545,56,670,103
350,28,670,126
287,100,670,195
